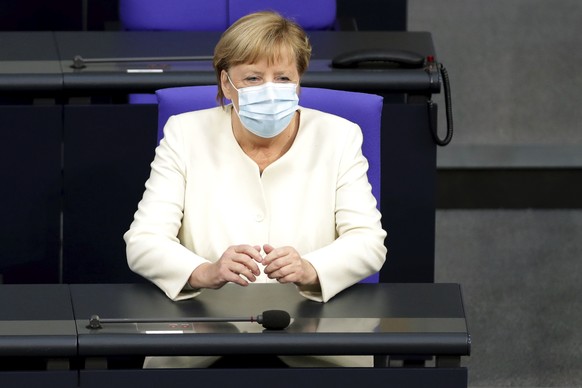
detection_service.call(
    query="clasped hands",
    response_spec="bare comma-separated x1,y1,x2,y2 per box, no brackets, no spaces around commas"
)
188,244,319,290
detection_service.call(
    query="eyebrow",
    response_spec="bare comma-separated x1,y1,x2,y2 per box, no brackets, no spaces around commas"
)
240,69,294,77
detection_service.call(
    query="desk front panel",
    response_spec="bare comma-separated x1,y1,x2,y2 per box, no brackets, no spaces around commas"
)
79,367,467,388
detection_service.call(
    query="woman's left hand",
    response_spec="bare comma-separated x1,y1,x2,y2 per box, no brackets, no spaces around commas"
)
262,244,319,286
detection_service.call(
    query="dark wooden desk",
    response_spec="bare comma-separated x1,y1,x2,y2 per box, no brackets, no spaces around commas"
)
0,31,437,97
0,283,470,387
54,31,437,96
0,32,62,96
70,283,470,387
0,285,78,387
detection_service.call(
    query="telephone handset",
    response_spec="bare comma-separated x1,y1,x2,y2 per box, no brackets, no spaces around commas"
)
331,49,425,69
331,49,453,146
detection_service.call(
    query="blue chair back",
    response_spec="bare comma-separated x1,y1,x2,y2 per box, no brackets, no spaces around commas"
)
229,0,337,30
119,0,337,31
156,85,382,283
119,0,229,31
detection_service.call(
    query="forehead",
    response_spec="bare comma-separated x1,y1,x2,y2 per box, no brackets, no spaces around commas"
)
232,54,298,74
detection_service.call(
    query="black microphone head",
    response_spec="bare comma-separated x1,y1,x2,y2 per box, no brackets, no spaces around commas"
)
258,310,291,330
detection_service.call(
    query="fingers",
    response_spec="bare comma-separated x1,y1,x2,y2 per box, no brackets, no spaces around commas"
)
262,245,318,285
204,244,316,288
220,244,263,285
194,244,266,289
222,261,258,286
234,244,263,264
262,246,301,283
263,244,275,254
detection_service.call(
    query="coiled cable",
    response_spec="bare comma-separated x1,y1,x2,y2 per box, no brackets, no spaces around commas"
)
428,63,453,146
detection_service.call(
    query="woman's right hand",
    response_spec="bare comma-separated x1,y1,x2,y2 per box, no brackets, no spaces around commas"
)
188,244,263,289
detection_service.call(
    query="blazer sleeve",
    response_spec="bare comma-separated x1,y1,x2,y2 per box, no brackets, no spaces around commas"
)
123,116,207,301
301,122,387,302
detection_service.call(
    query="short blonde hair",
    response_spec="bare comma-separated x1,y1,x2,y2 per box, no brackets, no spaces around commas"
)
213,11,312,105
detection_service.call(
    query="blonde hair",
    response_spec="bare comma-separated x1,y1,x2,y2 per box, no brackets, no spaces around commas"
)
213,11,312,106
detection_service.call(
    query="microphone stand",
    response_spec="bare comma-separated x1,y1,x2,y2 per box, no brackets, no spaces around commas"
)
71,55,214,69
88,315,257,329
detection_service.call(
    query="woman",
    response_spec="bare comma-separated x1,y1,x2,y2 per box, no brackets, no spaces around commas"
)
124,11,386,306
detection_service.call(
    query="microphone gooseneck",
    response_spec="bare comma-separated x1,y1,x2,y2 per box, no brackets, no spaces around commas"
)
87,309,291,330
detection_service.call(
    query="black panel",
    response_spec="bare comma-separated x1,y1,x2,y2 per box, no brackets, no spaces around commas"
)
0,371,77,387
0,1,81,31
337,0,408,31
380,103,436,283
88,0,122,31
0,106,61,284
438,169,582,209
80,367,466,388
62,104,157,283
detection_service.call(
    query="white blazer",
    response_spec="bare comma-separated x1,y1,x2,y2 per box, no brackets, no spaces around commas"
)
124,106,387,302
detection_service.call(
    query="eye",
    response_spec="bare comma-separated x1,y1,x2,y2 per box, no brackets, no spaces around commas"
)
244,76,261,85
275,76,292,83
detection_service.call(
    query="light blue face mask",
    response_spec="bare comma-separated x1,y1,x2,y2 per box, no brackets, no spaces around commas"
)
228,76,299,138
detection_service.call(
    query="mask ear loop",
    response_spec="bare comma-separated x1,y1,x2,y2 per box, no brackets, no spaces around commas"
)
225,73,245,126
224,73,241,114
226,73,240,92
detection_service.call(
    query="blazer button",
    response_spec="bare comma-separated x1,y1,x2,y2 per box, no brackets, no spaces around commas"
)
255,213,264,222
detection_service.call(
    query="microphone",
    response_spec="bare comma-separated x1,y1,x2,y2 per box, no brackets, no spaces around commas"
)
88,310,291,331
254,310,291,330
